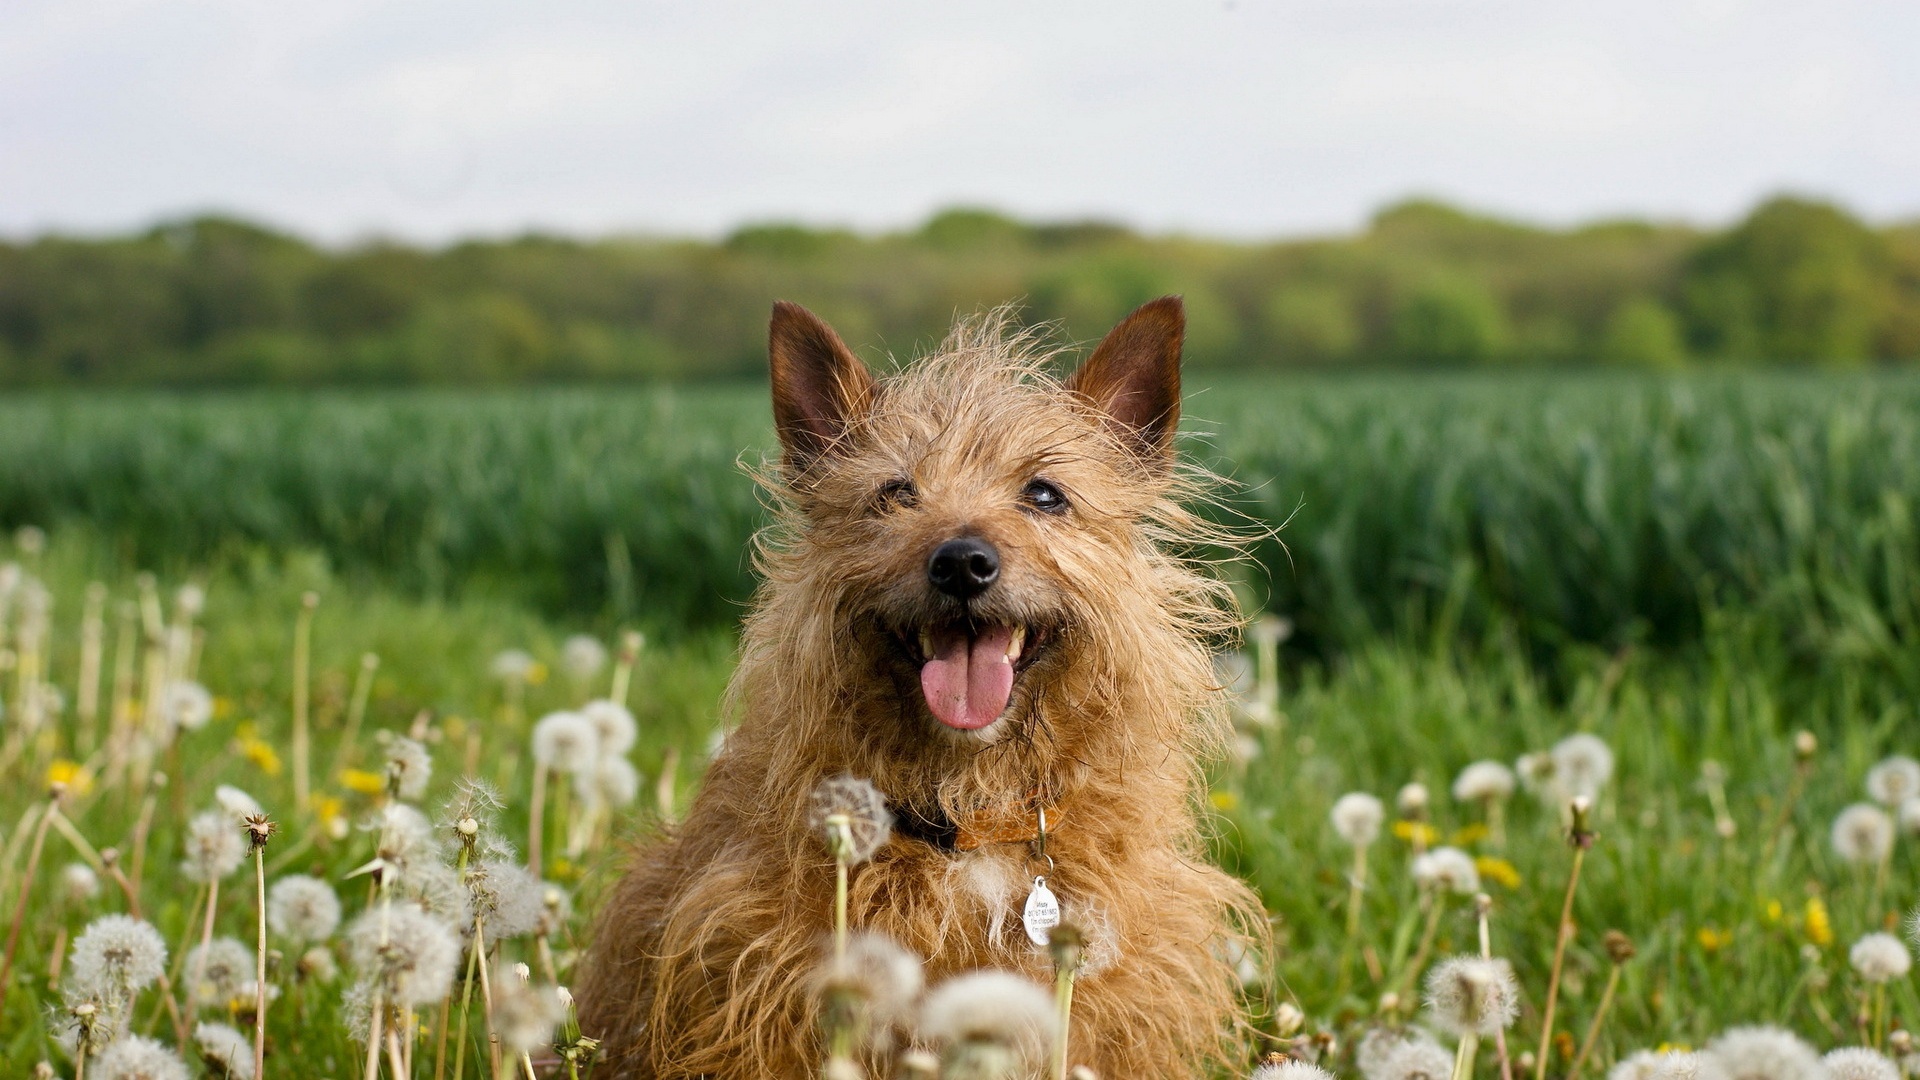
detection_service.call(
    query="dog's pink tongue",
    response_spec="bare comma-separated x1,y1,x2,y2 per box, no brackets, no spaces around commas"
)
920,625,1016,730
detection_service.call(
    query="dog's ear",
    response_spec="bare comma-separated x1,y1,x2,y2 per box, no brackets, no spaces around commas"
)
769,301,876,470
1066,296,1184,468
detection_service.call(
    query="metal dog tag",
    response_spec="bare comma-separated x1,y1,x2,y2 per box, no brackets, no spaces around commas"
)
1023,876,1060,946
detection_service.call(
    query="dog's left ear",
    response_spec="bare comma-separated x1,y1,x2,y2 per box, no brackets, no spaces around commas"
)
769,301,876,471
1066,296,1184,468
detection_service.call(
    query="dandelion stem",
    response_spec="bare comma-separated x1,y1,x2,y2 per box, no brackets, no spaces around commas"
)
254,843,269,1080
1051,964,1078,1080
292,591,317,811
192,876,221,1009
528,766,548,876
1534,845,1588,1080
1338,842,1369,991
329,651,380,782
834,854,850,964
1452,1032,1479,1080
1477,896,1514,1080
1567,962,1621,1079
0,792,59,1015
1394,892,1447,998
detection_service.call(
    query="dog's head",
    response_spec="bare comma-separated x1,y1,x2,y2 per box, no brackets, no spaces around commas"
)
753,297,1230,793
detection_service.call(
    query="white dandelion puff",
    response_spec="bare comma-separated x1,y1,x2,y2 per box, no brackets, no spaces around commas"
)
377,732,433,801
182,938,253,1010
180,812,246,882
1867,756,1920,807
298,946,339,983
1832,803,1896,865
1639,1052,1726,1080
580,699,638,756
66,915,167,1000
574,756,641,808
1453,761,1516,804
561,635,608,681
1331,793,1385,847
193,1021,256,1080
93,1035,189,1080
1424,956,1519,1037
1823,1048,1899,1080
807,776,893,865
1849,932,1911,983
1396,783,1430,817
468,859,546,939
1357,1026,1445,1079
346,902,461,1007
1551,733,1614,800
1374,1037,1455,1080
1253,1064,1335,1080
490,648,536,682
60,862,102,906
918,970,1058,1071
490,979,566,1054
213,785,262,823
1515,752,1556,797
162,681,214,733
531,711,598,774
1608,1051,1665,1080
1412,847,1480,895
268,875,342,945
1898,798,1920,836
819,931,926,1030
1706,1025,1823,1080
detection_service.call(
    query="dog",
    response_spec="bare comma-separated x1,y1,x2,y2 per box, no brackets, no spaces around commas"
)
577,297,1264,1077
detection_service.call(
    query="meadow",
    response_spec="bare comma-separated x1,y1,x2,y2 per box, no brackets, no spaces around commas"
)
3,372,1920,1078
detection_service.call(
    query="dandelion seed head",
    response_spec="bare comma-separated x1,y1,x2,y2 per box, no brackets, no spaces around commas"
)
439,777,505,838
535,886,573,937
1423,955,1519,1036
180,811,245,882
162,681,214,733
1832,803,1896,865
574,755,641,808
346,901,462,1007
1515,752,1555,796
1823,1048,1899,1080
93,1035,189,1080
918,970,1058,1067
1375,1037,1454,1080
1706,1025,1823,1080
1849,932,1911,983
1551,734,1615,800
561,634,608,680
67,915,167,998
490,648,536,682
377,732,433,802
1356,1027,1445,1079
267,875,342,945
470,859,545,939
580,698,638,756
371,803,441,879
490,979,566,1054
60,862,101,906
1252,1063,1335,1080
213,785,261,823
1058,900,1119,979
1609,1052,1666,1080
183,938,253,1009
1411,847,1480,896
1396,783,1430,817
403,861,474,933
807,776,892,865
1330,792,1385,847
1638,1052,1727,1080
531,711,597,773
1898,798,1920,837
340,979,375,1044
1453,761,1516,804
192,1021,255,1080
298,946,339,982
1867,756,1920,807
819,931,925,1029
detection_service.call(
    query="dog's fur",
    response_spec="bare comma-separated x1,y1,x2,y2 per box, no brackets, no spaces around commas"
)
577,298,1263,1078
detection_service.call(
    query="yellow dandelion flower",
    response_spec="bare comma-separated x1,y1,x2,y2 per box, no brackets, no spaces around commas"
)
1392,820,1440,846
1803,897,1833,947
1474,856,1521,889
1210,790,1240,811
213,696,234,720
1451,823,1490,846
46,759,92,796
1763,899,1784,925
443,716,468,739
339,768,385,796
525,661,550,687
240,735,283,775
549,857,580,883
1697,927,1733,952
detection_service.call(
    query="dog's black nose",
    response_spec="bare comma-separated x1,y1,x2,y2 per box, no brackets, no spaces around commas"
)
927,537,1000,599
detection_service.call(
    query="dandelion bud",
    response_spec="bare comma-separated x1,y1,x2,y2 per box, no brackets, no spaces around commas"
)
1378,991,1400,1013
513,961,532,982
807,776,892,866
1474,892,1493,918
1890,1029,1912,1054
1604,929,1637,964
556,985,574,1008
1424,955,1519,1037
1517,1052,1536,1073
243,813,276,852
1047,921,1085,975
1273,1001,1304,1037
1823,1048,1899,1080
1395,783,1429,818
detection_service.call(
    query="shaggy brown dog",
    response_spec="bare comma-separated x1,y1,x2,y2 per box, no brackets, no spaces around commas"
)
578,297,1264,1078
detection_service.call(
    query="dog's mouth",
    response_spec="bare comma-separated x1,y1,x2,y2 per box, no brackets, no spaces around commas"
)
890,620,1054,731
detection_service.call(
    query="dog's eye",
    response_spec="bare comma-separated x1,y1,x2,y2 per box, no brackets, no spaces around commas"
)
1021,478,1069,515
874,478,918,511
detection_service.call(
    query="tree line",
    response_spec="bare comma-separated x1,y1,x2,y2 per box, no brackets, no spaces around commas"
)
1,195,1916,385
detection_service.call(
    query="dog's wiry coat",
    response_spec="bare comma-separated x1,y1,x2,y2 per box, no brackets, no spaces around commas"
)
578,299,1265,1078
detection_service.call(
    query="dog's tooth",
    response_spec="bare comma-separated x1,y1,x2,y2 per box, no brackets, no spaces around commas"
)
1007,625,1026,662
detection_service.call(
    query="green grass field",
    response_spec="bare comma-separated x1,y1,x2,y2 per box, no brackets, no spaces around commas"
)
3,373,1920,1077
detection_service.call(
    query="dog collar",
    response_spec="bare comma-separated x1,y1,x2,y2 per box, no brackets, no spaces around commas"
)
891,797,1061,853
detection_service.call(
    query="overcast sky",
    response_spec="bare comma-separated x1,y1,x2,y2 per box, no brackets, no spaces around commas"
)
4,0,1916,243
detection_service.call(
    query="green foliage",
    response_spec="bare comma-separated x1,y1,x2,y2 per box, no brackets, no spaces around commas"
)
1599,299,1688,370
3,196,1917,384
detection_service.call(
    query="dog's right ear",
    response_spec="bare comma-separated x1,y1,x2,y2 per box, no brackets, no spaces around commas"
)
768,301,876,471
